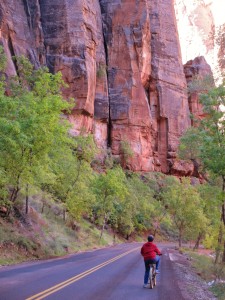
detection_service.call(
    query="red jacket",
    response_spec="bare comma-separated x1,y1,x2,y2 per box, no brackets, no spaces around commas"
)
141,242,161,261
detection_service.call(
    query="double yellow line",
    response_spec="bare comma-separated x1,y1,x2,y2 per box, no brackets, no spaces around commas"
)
26,247,139,300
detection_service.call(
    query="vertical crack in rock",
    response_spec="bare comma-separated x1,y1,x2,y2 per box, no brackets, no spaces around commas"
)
98,0,153,171
104,29,111,148
99,0,111,148
22,0,31,29
7,33,18,73
31,0,46,66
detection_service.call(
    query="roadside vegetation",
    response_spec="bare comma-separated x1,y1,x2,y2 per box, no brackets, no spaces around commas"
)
178,73,225,297
179,249,225,300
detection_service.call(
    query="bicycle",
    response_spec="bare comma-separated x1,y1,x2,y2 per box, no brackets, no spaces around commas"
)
149,263,157,289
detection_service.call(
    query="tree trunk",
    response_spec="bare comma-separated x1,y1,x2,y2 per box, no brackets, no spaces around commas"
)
100,223,105,241
10,173,21,202
113,229,116,244
41,202,45,214
25,184,29,214
179,229,182,247
215,223,223,263
222,240,225,263
63,209,66,221
193,232,203,250
100,214,107,240
221,176,225,263
222,204,225,263
10,186,20,202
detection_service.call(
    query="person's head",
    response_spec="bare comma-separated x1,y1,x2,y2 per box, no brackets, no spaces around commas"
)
147,235,154,242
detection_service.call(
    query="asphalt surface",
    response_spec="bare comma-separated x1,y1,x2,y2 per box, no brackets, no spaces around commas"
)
0,243,184,300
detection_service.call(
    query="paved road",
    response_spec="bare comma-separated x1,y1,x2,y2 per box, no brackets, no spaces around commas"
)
0,243,184,300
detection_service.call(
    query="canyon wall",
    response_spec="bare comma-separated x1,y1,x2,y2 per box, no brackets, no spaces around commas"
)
0,0,192,173
184,56,214,125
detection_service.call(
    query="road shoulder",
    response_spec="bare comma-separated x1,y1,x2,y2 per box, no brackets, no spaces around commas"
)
166,248,216,300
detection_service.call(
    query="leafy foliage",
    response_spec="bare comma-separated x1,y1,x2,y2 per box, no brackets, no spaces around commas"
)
187,74,214,95
91,166,129,239
179,78,225,260
0,54,73,204
178,127,202,161
162,177,207,246
42,135,96,220
120,140,134,168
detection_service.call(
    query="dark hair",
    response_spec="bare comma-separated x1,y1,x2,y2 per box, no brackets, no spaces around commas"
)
147,235,154,242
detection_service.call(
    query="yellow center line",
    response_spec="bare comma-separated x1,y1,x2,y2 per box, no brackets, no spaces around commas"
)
26,247,139,300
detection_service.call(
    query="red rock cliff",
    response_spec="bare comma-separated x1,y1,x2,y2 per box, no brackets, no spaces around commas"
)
184,56,214,125
0,0,191,173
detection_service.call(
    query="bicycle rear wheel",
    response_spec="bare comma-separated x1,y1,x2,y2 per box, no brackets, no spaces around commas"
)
149,267,154,289
153,273,157,286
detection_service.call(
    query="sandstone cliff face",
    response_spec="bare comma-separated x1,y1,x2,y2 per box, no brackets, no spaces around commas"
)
184,56,214,124
100,0,153,171
148,0,190,173
38,0,109,150
0,0,43,75
0,0,192,173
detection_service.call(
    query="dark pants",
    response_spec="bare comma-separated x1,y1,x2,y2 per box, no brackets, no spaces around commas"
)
144,256,160,284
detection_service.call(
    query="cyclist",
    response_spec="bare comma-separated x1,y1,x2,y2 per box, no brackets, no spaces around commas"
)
141,235,162,288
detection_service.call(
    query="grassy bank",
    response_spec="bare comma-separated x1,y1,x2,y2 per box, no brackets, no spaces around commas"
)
185,250,225,300
0,199,123,266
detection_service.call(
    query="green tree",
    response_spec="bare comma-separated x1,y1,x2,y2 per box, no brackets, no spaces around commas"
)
179,127,202,162
91,166,128,240
0,47,6,74
163,178,207,247
141,174,178,237
120,140,134,168
124,174,155,236
196,183,221,250
43,135,96,221
179,79,225,261
0,53,72,212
